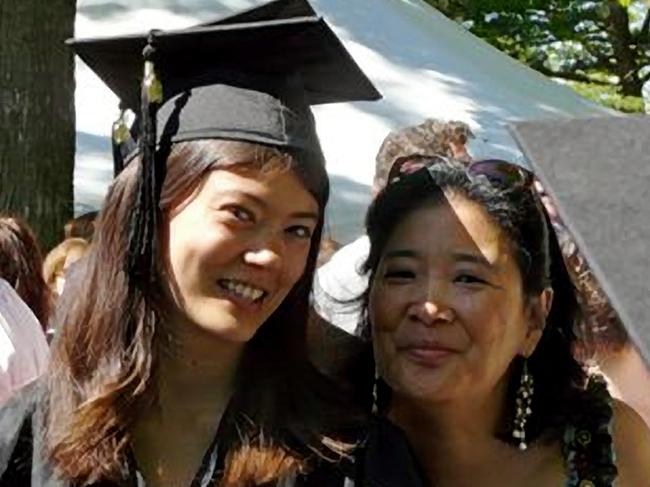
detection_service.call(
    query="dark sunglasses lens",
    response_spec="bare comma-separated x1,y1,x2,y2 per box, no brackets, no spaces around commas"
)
468,160,528,186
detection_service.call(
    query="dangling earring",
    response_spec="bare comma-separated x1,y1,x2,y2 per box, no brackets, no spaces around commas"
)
513,359,534,450
372,367,379,414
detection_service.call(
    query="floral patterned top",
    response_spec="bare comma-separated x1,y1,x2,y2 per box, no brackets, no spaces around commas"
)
563,377,617,487
352,377,617,487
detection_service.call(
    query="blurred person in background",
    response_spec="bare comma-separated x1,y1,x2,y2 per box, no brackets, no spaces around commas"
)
42,237,90,299
63,211,98,241
0,280,50,405
0,216,50,405
0,215,51,330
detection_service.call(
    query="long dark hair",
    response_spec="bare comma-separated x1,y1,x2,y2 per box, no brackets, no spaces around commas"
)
0,215,51,329
360,161,587,444
46,140,358,485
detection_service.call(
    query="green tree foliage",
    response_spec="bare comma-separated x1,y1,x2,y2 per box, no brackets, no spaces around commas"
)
427,0,650,111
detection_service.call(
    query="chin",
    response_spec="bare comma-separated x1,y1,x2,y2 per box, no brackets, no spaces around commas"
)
389,365,456,402
177,304,259,342
196,318,261,343
183,296,268,338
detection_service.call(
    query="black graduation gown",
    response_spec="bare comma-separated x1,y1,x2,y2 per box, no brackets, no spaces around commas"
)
354,417,425,487
0,382,351,487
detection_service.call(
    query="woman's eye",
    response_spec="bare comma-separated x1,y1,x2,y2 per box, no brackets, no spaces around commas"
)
384,269,415,280
454,273,488,285
224,205,255,222
286,225,313,239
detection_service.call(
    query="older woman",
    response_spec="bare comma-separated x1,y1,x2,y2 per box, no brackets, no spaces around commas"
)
356,160,650,486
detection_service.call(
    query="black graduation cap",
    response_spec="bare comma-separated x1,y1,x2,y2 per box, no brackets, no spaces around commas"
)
509,115,650,366
66,0,381,286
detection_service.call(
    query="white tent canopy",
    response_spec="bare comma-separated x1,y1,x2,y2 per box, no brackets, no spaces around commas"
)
74,0,609,243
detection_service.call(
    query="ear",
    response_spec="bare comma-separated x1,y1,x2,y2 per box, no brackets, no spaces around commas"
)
521,288,554,357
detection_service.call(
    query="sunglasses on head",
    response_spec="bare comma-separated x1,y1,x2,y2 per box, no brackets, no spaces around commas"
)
467,159,534,189
389,154,534,190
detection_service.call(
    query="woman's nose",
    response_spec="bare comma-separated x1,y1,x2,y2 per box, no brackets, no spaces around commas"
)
242,232,284,269
409,288,455,326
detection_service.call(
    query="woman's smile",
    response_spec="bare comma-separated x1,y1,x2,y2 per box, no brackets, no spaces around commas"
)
216,278,268,303
398,344,457,368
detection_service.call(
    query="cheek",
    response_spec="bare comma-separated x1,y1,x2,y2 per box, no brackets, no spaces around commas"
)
460,293,528,361
369,281,402,374
167,219,206,268
283,243,312,285
372,335,393,380
166,211,240,284
166,230,206,297
459,295,498,342
371,324,398,385
368,281,407,333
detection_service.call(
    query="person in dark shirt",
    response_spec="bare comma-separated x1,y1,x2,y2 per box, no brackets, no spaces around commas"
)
353,159,650,486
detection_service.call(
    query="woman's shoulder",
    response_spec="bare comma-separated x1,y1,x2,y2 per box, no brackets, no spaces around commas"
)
293,417,423,487
562,375,650,486
610,398,650,486
290,459,352,487
561,375,617,486
354,416,425,487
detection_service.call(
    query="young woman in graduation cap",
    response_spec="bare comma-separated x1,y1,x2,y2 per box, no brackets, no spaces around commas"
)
353,158,650,486
0,1,381,486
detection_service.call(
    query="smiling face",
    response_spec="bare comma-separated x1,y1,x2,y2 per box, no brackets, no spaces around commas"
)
369,192,543,405
164,167,319,344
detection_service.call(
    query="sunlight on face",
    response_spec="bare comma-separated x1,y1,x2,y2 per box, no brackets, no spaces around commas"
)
164,167,319,344
369,192,542,404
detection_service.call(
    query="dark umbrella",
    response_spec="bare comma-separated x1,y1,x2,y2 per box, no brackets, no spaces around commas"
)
509,115,650,366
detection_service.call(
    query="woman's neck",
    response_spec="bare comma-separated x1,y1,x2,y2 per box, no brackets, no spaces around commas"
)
388,381,511,485
130,318,246,487
157,316,245,415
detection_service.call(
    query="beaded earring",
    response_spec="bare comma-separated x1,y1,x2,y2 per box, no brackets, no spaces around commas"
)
513,359,534,450
372,367,379,414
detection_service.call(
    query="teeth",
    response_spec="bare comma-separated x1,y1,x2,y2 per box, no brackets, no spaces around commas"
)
222,279,265,302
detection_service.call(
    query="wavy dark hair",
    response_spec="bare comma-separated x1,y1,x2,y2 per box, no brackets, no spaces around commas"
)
46,140,359,485
0,215,51,329
360,160,587,444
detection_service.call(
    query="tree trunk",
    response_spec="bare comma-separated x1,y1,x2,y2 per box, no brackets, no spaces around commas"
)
0,0,76,250
607,1,642,97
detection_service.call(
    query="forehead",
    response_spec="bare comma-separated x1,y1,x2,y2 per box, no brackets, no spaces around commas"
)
198,167,318,211
384,193,514,267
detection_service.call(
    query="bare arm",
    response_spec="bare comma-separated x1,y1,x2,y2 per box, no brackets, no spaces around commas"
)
611,399,650,486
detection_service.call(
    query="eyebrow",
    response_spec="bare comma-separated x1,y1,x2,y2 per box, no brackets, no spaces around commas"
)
216,190,319,221
450,251,493,268
384,249,496,269
289,211,319,221
384,249,419,260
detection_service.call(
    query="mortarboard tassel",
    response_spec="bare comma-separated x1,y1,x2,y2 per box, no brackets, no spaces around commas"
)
111,101,130,176
127,30,165,286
